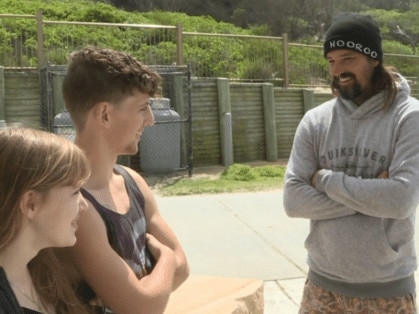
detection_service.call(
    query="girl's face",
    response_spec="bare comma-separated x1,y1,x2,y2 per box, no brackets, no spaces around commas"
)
31,185,88,248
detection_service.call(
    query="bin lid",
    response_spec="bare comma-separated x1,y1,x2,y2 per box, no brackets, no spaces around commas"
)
53,111,74,126
150,98,170,110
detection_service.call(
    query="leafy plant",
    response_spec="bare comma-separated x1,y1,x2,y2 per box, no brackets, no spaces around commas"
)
221,164,256,181
0,0,419,83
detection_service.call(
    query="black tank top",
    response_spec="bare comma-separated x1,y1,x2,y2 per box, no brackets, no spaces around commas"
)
81,165,155,278
22,308,42,314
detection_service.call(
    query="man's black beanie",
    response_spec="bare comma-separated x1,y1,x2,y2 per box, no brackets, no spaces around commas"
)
323,13,383,62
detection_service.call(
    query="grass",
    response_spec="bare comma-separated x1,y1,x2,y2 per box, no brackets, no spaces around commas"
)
156,163,286,196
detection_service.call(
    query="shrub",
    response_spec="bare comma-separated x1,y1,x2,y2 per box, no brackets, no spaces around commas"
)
221,164,256,181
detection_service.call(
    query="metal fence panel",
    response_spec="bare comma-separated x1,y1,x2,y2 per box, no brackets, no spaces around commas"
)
43,21,178,67
0,14,38,67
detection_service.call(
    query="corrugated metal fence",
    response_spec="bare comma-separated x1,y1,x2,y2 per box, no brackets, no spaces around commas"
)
2,11,419,172
2,68,419,171
0,68,336,170
3,67,419,171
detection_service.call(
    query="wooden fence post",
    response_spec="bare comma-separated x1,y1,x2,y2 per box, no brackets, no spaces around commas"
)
176,23,184,65
36,10,45,68
282,33,289,88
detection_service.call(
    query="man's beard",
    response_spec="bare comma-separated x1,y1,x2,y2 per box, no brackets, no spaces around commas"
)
333,73,363,101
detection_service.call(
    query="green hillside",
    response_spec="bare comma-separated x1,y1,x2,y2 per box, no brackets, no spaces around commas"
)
0,0,251,34
1,0,418,82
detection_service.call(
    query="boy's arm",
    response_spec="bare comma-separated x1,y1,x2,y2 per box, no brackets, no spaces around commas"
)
67,202,177,314
125,167,190,290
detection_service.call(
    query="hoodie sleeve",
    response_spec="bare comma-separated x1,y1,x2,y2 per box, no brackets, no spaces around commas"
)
315,103,419,219
283,112,357,220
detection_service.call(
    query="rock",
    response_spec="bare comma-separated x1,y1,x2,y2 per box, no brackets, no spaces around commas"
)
165,275,264,314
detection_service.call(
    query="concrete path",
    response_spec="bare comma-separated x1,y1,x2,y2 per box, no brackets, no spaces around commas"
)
156,190,306,313
156,189,419,313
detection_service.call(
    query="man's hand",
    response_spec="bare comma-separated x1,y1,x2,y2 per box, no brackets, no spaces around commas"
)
146,233,176,262
311,169,389,188
310,169,320,188
377,170,389,179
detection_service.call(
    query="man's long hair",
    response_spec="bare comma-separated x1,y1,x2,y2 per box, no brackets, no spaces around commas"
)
331,63,397,109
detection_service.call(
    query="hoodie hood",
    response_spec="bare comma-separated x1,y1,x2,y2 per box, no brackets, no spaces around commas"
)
394,72,411,99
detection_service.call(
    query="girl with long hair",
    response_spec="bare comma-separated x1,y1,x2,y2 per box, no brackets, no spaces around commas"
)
0,127,91,313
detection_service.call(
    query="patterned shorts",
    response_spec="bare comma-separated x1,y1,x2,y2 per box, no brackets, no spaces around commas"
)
299,279,416,314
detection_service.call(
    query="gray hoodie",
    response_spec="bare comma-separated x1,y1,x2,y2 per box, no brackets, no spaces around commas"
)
284,77,419,297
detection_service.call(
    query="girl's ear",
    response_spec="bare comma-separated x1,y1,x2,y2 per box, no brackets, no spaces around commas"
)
19,190,41,220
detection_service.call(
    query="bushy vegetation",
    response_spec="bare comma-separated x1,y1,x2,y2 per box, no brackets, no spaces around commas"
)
0,0,419,82
158,164,285,196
